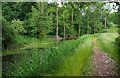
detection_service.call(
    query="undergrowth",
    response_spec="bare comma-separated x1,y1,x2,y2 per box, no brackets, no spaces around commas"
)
5,35,90,76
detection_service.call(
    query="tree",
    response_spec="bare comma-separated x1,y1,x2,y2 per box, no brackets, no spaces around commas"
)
26,2,53,38
2,2,36,21
66,2,76,39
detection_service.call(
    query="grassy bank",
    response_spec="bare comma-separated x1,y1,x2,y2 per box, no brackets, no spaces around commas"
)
55,35,95,76
96,33,118,63
4,34,94,76
4,37,79,76
5,33,118,76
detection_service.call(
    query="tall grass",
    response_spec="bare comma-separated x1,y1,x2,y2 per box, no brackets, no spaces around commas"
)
4,37,80,76
55,35,94,76
5,34,94,76
3,35,55,56
8,35,56,50
96,33,118,63
15,35,53,49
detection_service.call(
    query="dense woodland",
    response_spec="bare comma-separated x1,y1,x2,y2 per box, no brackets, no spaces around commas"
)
2,2,119,49
2,1,120,76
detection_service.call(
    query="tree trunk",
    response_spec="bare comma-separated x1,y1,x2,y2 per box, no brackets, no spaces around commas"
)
104,17,106,29
63,11,66,40
41,2,44,37
56,7,58,46
71,11,74,39
94,18,95,34
93,12,96,34
78,10,80,37
98,16,100,33
87,17,89,34
78,23,80,37
72,12,73,26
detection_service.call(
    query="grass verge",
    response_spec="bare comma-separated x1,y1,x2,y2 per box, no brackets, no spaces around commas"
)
55,35,95,76
96,33,118,63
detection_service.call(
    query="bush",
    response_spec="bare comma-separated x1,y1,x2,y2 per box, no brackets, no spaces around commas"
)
116,36,120,44
11,19,26,35
2,18,16,49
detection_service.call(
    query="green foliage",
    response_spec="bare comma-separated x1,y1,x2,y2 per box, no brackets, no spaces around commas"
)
116,36,120,46
15,35,37,47
25,3,54,38
5,39,81,76
108,12,118,25
2,2,119,76
96,33,118,62
11,19,26,34
26,6,39,37
2,2,36,21
2,2,113,41
2,18,16,49
56,35,94,76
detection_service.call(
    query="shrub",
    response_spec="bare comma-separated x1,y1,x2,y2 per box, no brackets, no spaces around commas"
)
11,19,26,35
2,18,16,49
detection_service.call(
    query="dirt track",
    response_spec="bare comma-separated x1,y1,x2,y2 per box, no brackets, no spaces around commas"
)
93,38,116,76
